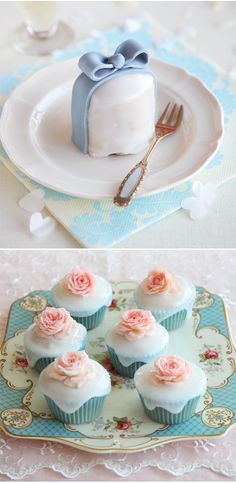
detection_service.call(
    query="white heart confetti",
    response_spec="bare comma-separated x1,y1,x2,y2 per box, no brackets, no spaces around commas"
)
181,196,208,221
29,212,55,237
18,189,45,213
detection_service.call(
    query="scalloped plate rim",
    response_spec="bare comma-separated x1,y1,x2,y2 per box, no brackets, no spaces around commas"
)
0,58,224,200
1,422,236,454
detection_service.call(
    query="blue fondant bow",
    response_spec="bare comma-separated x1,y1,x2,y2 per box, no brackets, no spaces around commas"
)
79,39,149,82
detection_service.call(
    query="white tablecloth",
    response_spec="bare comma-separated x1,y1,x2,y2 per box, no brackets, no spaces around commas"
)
0,1,236,248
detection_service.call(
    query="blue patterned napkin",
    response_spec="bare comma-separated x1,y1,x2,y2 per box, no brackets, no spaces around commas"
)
0,16,236,247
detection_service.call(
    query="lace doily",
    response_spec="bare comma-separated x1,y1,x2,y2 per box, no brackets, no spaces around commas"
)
1,434,236,479
0,249,236,479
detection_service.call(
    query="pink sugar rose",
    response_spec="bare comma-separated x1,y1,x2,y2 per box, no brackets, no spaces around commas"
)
149,355,191,385
51,351,96,388
63,267,95,296
115,309,156,341
35,307,76,339
143,270,177,295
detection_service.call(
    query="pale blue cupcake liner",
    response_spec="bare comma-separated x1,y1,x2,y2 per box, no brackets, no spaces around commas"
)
135,283,196,332
158,309,187,331
151,303,192,331
45,395,106,424
34,356,55,373
139,394,200,424
72,305,107,330
34,335,87,373
107,345,168,378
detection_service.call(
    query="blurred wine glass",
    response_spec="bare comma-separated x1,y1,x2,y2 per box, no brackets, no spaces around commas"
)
12,1,74,56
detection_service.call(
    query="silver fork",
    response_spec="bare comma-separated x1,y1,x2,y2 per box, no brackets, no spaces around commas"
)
113,103,184,207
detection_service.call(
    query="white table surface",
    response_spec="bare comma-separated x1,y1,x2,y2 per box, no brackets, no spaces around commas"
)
0,0,236,249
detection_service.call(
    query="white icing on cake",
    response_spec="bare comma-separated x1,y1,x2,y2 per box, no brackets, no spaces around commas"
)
51,275,112,316
88,73,156,157
24,323,86,367
134,361,207,414
38,360,111,413
105,323,169,367
134,276,195,311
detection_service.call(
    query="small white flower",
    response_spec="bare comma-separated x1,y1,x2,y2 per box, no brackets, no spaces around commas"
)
181,181,217,220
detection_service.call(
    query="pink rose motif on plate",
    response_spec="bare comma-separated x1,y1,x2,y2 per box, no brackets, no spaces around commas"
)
63,267,95,296
109,299,120,311
204,350,219,359
143,270,177,295
35,307,77,339
15,357,28,368
51,351,96,388
115,309,156,341
149,355,191,385
116,419,132,430
109,299,118,309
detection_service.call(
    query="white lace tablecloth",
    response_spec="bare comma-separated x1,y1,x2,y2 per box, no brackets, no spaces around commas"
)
0,249,236,480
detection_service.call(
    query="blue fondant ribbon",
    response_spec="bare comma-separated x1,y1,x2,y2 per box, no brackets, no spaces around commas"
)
78,39,149,82
71,39,154,154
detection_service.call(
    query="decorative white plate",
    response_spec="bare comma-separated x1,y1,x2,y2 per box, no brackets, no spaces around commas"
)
0,283,235,454
0,58,223,200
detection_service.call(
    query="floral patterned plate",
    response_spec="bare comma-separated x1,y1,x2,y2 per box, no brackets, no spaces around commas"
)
0,282,235,454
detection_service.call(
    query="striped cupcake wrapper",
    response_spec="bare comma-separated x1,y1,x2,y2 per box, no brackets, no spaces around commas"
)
34,357,55,373
73,305,107,330
107,347,156,378
136,283,196,332
139,394,200,424
45,395,106,424
158,309,188,331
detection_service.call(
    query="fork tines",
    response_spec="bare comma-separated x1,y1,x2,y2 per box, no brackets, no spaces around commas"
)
158,103,183,129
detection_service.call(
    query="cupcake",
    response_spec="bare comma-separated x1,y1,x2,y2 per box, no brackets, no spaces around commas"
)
134,269,196,331
105,309,169,378
24,307,87,373
38,351,111,424
51,267,112,330
134,354,207,424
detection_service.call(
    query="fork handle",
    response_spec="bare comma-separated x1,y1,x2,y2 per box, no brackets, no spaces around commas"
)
113,137,158,207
